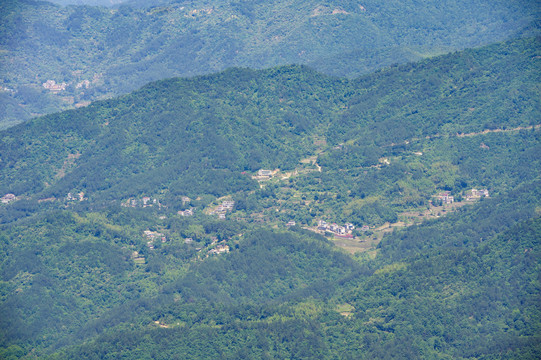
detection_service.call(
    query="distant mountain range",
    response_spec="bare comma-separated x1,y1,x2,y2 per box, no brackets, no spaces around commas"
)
1,0,539,128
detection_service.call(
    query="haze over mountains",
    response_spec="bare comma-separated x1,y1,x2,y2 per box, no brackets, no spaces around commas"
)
0,0,540,358
0,35,540,358
1,0,539,127
1,38,539,204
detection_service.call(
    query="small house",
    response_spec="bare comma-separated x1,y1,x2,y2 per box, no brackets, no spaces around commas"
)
438,192,454,204
1,193,16,204
222,200,235,209
178,208,194,216
257,169,273,177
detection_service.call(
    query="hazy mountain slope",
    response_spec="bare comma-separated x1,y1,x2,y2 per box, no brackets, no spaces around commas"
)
328,37,541,145
41,184,541,359
0,38,539,359
47,0,125,6
1,0,538,127
0,217,359,354
0,38,538,210
0,66,345,203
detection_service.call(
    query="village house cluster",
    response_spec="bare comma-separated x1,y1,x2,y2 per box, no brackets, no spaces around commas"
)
318,220,357,238
466,188,489,201
42,80,67,92
122,196,161,208
208,244,230,255
253,169,278,181
185,7,213,17
437,191,454,204
76,79,91,89
1,193,16,204
66,192,85,202
143,230,167,250
177,197,194,216
435,188,490,205
178,208,194,216
210,200,235,219
203,237,230,256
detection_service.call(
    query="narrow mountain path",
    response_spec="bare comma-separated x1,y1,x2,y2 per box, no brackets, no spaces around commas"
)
384,124,540,148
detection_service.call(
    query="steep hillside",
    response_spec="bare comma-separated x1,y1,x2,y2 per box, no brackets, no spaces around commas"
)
340,205,541,359
22,185,540,359
330,37,541,144
0,38,538,214
0,38,540,359
0,66,346,204
0,217,359,354
1,0,538,127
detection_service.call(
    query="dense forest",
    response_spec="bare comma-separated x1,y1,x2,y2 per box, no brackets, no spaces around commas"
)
46,217,541,359
0,38,539,201
0,0,539,127
0,37,539,358
1,183,538,359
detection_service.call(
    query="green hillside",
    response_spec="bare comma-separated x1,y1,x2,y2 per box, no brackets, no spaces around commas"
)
0,38,538,217
0,65,345,204
2,184,537,358
0,215,359,353
0,38,540,358
46,208,541,359
1,0,538,127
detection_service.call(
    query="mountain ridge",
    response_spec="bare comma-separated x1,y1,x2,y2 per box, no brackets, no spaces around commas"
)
0,37,539,358
1,0,538,127
1,38,538,206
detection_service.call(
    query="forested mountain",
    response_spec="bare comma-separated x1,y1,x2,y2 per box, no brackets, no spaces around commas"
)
44,198,541,359
0,38,538,207
0,66,345,204
1,0,539,127
0,38,540,358
1,188,539,358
